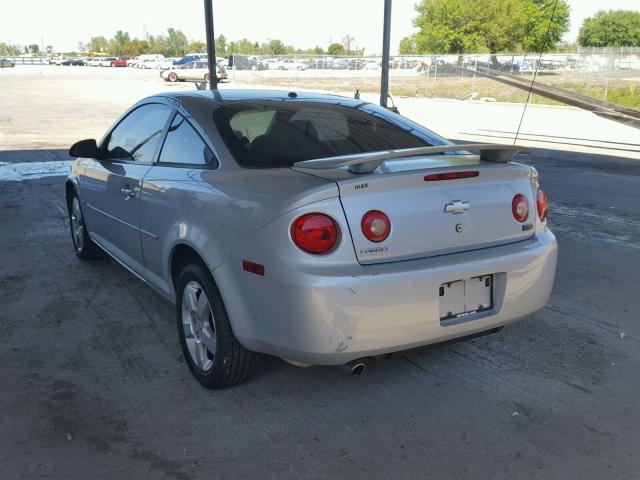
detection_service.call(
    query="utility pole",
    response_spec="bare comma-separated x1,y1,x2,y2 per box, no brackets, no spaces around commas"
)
204,0,218,90
380,0,392,108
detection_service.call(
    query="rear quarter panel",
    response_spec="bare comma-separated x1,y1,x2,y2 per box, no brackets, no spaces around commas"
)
139,166,338,299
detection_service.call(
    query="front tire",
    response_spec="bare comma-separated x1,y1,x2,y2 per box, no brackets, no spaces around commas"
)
176,262,257,389
168,72,178,82
69,193,103,260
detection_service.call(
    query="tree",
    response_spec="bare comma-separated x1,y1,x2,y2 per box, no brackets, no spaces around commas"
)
0,43,20,55
89,36,108,53
215,34,227,57
578,10,640,47
265,39,286,55
146,34,168,55
109,30,130,56
327,42,345,55
166,28,189,56
123,39,147,57
398,35,417,54
28,44,40,54
46,45,53,54
187,41,206,53
412,0,569,54
523,0,570,52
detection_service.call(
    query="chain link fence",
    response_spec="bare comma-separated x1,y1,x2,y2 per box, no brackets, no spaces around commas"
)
225,51,640,110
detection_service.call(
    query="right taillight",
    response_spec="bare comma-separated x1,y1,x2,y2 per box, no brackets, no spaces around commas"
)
361,210,391,242
290,213,339,254
512,194,529,222
536,189,549,222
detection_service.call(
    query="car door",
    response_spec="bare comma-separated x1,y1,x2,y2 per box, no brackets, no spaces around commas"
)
81,102,174,276
139,112,218,297
180,62,196,80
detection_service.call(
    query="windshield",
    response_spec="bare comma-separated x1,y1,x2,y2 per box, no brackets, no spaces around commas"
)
213,100,441,168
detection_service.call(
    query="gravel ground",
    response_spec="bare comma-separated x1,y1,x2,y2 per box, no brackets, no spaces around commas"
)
1,65,638,157
0,66,639,480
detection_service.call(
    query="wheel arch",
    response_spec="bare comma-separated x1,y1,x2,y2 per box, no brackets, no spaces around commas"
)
169,243,217,295
65,179,77,211
169,242,243,336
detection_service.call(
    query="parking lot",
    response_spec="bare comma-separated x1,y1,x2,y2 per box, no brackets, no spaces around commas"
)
1,66,639,479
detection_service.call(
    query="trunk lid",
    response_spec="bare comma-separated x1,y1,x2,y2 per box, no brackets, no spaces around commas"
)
297,156,536,264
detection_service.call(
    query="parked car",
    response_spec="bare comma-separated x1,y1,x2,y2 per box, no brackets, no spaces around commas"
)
138,58,163,69
0,58,15,68
304,57,334,69
160,61,227,82
133,54,165,68
95,57,117,67
109,58,127,67
52,56,67,66
347,58,367,70
158,57,180,70
61,57,85,66
87,57,103,67
272,58,307,71
173,53,208,66
330,58,349,70
66,89,557,388
228,54,268,70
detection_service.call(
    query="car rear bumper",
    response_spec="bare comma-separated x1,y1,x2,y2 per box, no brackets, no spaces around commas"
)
217,230,557,365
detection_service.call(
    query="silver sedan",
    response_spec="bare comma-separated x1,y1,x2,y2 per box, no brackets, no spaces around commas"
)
160,60,228,83
66,89,557,388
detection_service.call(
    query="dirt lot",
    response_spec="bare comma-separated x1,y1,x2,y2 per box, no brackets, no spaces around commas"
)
1,66,640,479
2,66,638,159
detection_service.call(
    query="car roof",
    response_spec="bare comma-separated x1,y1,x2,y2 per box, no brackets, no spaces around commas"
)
154,89,368,107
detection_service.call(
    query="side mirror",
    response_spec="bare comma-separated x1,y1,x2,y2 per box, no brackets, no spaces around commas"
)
69,139,98,158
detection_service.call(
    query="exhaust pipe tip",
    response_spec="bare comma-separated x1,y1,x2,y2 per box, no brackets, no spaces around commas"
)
351,362,367,376
340,360,367,376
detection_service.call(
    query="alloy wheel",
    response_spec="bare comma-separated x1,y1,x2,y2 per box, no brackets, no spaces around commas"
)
181,281,217,372
70,197,84,252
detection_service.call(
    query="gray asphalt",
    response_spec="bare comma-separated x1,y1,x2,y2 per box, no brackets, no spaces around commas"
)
0,148,639,480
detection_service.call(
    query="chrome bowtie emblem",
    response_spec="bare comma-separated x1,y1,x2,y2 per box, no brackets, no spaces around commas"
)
444,200,471,214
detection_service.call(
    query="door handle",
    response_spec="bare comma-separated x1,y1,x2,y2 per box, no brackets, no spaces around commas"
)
121,186,136,199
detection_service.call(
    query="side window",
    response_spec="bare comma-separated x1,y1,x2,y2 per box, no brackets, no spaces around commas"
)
158,114,215,166
105,103,173,163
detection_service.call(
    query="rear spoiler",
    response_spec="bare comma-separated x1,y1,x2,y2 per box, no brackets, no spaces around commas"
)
293,144,532,174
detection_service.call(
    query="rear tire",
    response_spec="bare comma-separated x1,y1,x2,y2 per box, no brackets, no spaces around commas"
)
69,192,103,260
176,261,257,389
168,72,178,82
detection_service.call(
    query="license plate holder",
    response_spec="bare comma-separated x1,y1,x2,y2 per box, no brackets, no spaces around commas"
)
439,275,493,322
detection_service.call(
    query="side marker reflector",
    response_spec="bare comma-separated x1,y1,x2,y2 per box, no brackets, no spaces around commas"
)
242,260,265,276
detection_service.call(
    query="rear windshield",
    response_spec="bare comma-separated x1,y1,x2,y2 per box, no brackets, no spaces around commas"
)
213,100,436,168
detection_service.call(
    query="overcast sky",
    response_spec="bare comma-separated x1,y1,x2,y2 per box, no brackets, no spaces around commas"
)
2,0,638,54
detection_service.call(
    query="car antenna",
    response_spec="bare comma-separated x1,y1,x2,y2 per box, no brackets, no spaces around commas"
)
514,0,559,145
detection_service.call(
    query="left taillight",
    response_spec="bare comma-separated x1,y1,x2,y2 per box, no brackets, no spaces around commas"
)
536,189,549,222
290,213,339,254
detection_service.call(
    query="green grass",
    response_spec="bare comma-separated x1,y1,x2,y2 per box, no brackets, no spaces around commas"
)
249,74,640,110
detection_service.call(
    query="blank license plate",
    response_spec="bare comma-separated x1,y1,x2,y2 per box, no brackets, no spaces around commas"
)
439,275,493,321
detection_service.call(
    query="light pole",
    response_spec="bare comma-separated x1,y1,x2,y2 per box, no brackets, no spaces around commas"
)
380,0,392,108
204,0,218,90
